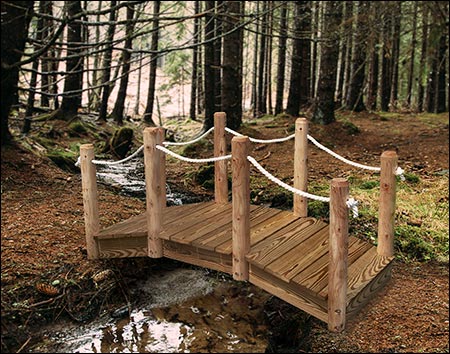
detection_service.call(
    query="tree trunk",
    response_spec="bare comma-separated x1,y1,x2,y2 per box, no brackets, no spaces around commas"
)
59,1,84,120
98,0,117,121
380,2,392,112
251,2,259,117
203,0,216,130
189,1,200,121
256,1,268,116
214,0,223,112
299,1,311,107
366,3,379,111
286,1,305,117
110,3,135,124
274,2,288,115
143,1,161,126
406,1,418,108
312,1,342,125
341,1,353,107
435,31,447,113
40,1,53,108
345,1,368,112
417,2,428,112
389,1,401,110
221,1,244,130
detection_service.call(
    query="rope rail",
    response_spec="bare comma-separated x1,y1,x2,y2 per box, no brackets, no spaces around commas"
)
75,125,404,181
247,156,359,218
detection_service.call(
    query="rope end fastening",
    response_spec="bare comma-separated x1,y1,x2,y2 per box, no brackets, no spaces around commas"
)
395,166,405,181
346,197,359,218
75,156,81,167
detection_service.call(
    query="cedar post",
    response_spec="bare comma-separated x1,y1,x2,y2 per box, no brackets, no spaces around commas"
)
214,112,228,204
294,118,308,217
143,127,166,258
80,144,100,259
231,136,251,281
377,151,397,257
328,178,349,332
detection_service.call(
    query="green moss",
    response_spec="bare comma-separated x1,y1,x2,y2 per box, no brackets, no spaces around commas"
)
403,172,420,184
359,181,379,190
342,120,360,135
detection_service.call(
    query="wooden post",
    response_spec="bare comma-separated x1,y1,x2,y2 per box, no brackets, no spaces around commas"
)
328,178,349,332
143,127,166,258
231,136,250,281
294,118,308,217
377,151,398,257
80,144,100,259
214,112,228,204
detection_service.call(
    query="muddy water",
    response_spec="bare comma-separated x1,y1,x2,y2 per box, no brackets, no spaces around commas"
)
30,268,272,353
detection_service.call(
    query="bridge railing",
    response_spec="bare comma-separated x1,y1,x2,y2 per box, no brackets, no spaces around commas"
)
79,111,399,332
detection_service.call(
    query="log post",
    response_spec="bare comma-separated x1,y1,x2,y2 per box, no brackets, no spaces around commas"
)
328,178,349,332
214,112,228,204
231,136,250,281
294,118,308,217
377,151,398,257
80,144,100,259
143,127,166,258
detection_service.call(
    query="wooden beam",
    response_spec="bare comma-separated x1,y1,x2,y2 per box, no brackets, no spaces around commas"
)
294,118,308,217
143,127,166,258
377,151,398,257
214,112,228,204
328,178,349,332
80,144,100,259
231,136,251,281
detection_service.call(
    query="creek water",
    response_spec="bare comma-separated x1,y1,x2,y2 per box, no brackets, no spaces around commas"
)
29,160,275,353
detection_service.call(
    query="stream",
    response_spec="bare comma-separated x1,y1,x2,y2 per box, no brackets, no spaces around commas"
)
27,159,301,353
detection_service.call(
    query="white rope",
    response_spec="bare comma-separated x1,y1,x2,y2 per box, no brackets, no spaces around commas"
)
156,144,231,163
247,156,359,217
75,145,144,167
163,127,214,146
225,127,295,143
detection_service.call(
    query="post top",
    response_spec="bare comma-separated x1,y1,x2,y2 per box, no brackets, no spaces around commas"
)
381,150,398,158
231,135,250,143
80,143,94,149
331,177,349,187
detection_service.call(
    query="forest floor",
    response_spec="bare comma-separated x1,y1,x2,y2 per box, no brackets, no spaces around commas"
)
1,109,449,353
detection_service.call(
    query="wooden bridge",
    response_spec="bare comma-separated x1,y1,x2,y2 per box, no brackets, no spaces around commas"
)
79,113,398,332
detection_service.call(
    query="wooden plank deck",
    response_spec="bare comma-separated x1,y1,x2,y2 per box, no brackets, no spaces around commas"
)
94,201,394,323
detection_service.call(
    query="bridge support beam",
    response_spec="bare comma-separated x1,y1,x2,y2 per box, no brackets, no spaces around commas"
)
377,151,398,257
328,178,349,332
231,136,250,281
214,112,228,204
80,144,100,259
144,127,166,258
294,118,308,217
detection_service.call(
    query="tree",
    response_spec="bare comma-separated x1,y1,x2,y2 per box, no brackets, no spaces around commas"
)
1,1,34,145
189,1,200,121
221,1,244,130
380,2,392,112
143,0,161,126
274,1,288,115
286,1,306,117
345,1,368,112
312,1,342,124
110,2,136,124
98,0,117,122
203,1,216,130
58,1,84,120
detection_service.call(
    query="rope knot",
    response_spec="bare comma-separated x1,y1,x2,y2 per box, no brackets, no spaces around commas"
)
395,166,405,181
346,197,359,218
75,156,81,167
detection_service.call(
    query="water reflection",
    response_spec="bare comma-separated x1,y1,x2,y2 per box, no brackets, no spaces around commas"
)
50,310,193,353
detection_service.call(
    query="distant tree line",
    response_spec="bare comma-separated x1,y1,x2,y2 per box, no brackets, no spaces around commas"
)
1,1,448,146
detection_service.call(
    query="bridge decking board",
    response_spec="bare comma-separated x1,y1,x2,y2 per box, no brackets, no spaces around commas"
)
93,201,394,325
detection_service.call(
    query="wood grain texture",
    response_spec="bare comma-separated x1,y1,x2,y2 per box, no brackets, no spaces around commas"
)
293,118,308,217
214,112,228,204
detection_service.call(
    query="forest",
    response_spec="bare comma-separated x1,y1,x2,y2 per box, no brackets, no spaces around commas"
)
1,1,449,353
1,0,448,142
